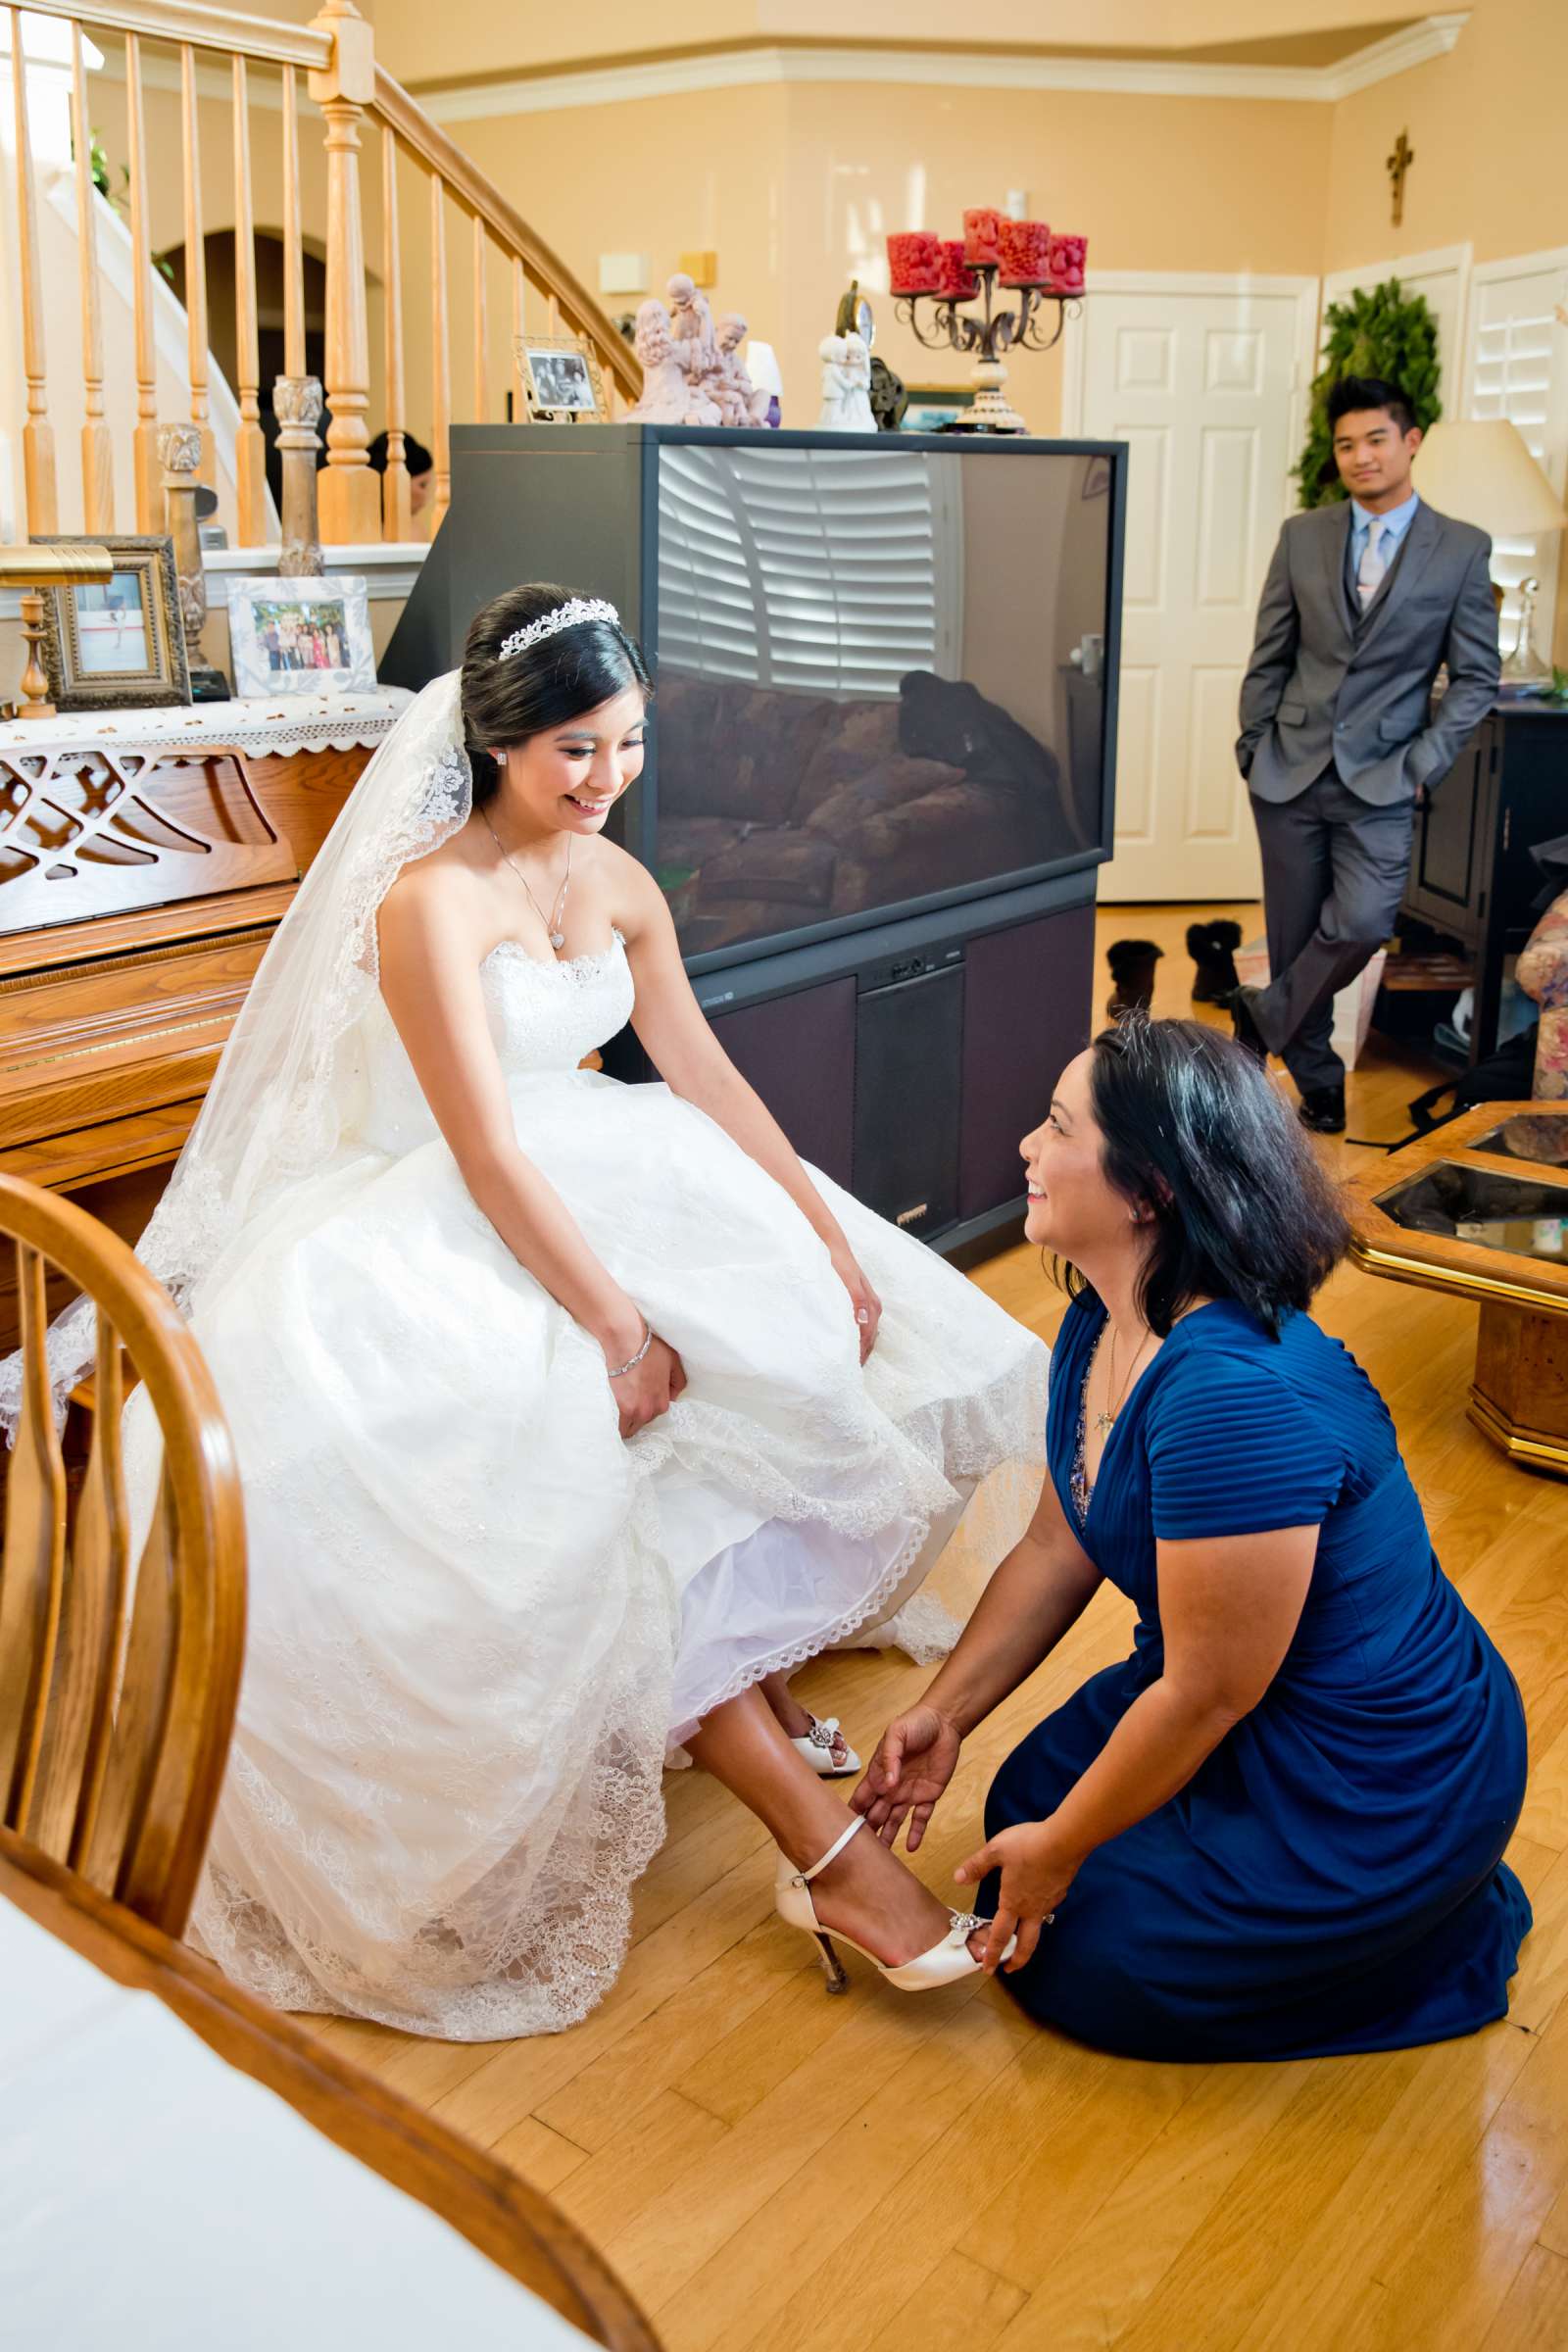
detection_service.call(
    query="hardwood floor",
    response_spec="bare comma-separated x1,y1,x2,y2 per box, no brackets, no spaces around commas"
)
305,903,1568,2350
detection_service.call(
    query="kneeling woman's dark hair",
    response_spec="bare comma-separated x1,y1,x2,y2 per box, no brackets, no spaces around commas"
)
460,582,652,807
1076,1015,1349,1337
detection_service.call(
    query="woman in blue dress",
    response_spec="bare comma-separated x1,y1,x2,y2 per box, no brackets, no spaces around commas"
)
854,1017,1532,2061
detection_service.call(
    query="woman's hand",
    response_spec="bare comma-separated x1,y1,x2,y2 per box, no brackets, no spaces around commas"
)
829,1245,882,1364
954,1820,1080,1976
851,1703,962,1851
607,1333,687,1438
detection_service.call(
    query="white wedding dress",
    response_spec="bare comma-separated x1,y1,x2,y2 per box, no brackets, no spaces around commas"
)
121,925,1047,2037
2,669,1048,2041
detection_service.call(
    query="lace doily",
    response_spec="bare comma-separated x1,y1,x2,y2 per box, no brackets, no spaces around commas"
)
0,691,414,764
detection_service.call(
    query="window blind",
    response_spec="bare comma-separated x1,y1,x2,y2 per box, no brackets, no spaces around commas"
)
1464,257,1568,645
656,444,963,695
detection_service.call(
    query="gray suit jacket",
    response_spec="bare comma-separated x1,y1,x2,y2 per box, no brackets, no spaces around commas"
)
1237,499,1499,808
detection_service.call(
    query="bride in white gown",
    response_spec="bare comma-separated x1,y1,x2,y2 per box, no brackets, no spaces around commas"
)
8,585,1048,2038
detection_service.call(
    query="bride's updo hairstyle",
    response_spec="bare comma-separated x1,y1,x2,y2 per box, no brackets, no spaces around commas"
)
460,581,651,807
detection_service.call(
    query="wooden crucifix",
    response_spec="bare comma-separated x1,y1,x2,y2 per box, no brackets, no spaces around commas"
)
1387,128,1414,227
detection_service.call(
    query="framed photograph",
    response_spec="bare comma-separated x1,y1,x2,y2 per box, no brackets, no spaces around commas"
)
515,333,608,423
35,534,190,710
225,575,377,700
899,385,976,433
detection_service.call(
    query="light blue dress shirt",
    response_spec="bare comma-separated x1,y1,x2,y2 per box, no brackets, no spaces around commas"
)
1349,489,1420,580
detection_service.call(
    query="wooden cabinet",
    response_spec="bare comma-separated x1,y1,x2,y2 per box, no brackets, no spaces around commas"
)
1396,702,1568,1064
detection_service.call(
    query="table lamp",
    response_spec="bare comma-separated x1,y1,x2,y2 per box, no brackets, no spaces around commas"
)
0,541,115,719
1413,419,1567,680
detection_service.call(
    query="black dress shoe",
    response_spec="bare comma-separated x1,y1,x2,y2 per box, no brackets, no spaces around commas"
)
1297,1087,1346,1135
1226,987,1270,1064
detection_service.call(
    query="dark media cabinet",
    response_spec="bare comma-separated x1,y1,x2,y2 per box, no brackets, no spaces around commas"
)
383,421,1126,1257
1389,701,1568,1067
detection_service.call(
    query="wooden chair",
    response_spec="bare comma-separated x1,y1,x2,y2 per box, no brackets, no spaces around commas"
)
0,1173,246,1937
0,1831,664,2351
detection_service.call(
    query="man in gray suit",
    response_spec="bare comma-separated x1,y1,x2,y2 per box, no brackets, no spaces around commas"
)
1232,374,1500,1130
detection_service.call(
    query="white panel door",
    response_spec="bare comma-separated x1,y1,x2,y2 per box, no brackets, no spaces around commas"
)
1064,276,1315,901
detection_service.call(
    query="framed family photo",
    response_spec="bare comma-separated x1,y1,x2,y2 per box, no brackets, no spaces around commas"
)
225,575,377,699
35,534,190,710
515,333,608,423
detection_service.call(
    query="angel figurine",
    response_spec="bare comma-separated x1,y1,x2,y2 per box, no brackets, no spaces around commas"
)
628,297,720,425
816,332,876,432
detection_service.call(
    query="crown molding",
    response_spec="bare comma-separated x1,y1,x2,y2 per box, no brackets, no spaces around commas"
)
416,14,1468,122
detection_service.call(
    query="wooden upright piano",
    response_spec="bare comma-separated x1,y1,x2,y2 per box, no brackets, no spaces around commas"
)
0,698,407,1353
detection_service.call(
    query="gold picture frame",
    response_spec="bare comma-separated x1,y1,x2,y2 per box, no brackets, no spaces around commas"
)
514,332,608,423
34,534,191,710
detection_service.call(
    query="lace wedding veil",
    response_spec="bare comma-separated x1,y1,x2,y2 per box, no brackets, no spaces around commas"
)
0,668,474,1437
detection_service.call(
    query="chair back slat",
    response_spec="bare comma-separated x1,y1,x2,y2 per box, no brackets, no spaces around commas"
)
0,1177,245,1936
31,1327,130,1867
81,1465,179,1907
0,1243,68,1827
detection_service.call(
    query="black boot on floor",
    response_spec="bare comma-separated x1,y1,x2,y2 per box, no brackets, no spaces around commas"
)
1105,938,1163,1022
1298,1086,1347,1135
1226,986,1270,1064
1186,918,1243,1004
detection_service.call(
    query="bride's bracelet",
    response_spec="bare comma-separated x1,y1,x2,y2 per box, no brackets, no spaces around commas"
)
605,1319,654,1381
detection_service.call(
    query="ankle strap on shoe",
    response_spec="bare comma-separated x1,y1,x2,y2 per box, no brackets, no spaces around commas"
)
796,1815,864,1885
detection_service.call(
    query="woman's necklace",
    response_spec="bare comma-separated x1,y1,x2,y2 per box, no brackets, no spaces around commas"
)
1093,1319,1153,1437
482,809,571,954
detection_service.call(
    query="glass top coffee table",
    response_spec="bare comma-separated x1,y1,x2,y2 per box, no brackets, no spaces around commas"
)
1348,1102,1568,1478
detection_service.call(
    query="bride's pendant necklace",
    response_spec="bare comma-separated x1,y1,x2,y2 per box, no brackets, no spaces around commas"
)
483,809,571,953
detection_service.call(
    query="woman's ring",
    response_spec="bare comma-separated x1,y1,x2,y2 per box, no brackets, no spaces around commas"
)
856,1307,870,1325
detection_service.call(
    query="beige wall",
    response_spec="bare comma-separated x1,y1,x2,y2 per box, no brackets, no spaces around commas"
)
446,80,1332,436
1324,0,1568,270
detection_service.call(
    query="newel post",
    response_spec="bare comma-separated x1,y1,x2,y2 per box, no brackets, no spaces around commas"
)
308,0,380,543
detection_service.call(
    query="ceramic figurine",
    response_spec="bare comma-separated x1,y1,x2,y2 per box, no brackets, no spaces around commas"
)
667,273,726,413
816,333,877,432
628,297,720,425
715,314,771,425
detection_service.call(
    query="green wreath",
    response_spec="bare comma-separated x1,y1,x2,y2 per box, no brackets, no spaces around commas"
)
1294,278,1442,510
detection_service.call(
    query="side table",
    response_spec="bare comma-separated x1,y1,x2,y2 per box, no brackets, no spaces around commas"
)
1347,1102,1568,1477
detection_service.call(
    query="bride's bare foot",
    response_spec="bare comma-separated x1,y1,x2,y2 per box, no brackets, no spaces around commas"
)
788,1815,987,1968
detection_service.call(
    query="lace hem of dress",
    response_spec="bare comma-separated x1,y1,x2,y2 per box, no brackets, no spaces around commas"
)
184,1372,1047,2043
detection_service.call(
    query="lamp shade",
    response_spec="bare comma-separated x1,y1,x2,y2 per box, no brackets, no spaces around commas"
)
745,338,783,398
1413,419,1567,537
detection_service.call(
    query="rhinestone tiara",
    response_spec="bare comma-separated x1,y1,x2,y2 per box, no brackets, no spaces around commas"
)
497,597,620,662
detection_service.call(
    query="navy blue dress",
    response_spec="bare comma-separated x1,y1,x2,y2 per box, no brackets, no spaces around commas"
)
983,1294,1532,2061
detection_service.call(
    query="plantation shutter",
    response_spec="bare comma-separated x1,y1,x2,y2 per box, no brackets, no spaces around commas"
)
656,444,962,694
1463,252,1568,648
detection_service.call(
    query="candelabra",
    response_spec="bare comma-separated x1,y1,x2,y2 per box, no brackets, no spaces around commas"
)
893,267,1083,435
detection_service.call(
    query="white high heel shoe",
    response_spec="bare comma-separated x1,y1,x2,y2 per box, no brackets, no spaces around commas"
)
791,1713,860,1779
774,1816,1015,1993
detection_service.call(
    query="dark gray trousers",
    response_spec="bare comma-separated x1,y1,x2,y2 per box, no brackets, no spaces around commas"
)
1249,771,1414,1095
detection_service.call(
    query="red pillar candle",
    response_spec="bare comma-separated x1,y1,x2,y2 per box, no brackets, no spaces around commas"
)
998,219,1053,286
1047,232,1088,294
962,207,1004,268
936,240,980,300
887,231,943,294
